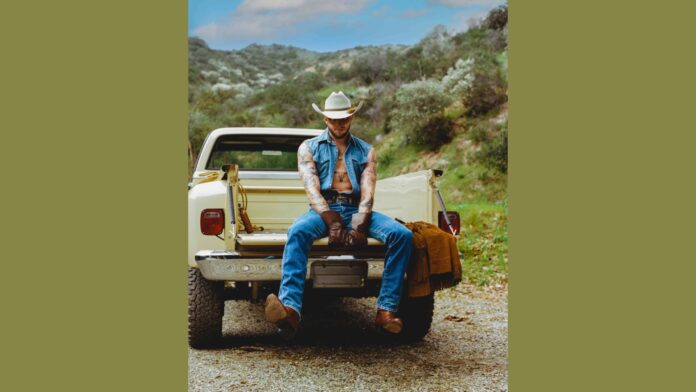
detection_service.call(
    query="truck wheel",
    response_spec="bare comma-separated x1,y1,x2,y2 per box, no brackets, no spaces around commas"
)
397,293,435,342
188,267,224,348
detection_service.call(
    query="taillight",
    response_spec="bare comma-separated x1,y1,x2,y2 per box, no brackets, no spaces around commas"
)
200,209,224,235
438,211,461,235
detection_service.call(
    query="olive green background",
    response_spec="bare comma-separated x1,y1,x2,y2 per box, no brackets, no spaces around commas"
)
1,1,188,391
2,1,695,391
509,1,696,390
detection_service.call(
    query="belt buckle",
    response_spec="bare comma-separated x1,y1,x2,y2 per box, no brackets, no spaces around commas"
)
336,195,349,204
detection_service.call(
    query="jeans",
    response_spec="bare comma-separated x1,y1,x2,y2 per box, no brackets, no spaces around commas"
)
278,203,414,320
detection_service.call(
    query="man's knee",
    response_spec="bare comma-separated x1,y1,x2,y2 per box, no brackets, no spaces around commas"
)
288,221,321,242
288,223,307,239
388,225,413,244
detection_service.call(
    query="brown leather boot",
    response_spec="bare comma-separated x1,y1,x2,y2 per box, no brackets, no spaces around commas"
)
264,293,301,339
375,309,403,334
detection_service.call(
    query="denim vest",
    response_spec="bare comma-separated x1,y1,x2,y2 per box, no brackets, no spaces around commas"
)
304,128,372,198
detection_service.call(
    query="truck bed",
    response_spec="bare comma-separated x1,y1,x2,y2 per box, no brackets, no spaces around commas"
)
188,169,440,267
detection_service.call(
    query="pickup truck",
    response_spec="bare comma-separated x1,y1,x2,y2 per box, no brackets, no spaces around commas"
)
188,127,461,348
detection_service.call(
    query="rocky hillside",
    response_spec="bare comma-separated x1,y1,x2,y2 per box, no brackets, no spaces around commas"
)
189,37,408,98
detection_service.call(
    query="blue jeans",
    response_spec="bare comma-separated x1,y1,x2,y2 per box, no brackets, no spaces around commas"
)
278,203,414,320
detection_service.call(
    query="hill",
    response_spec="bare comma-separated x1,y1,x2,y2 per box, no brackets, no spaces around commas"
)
188,5,508,286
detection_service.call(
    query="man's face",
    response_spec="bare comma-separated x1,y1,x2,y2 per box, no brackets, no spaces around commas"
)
324,116,353,141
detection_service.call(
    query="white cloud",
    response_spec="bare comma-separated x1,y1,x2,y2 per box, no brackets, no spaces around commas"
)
401,9,431,18
194,0,375,43
428,0,503,6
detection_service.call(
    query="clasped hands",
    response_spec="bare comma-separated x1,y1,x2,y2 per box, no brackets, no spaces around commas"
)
320,211,371,248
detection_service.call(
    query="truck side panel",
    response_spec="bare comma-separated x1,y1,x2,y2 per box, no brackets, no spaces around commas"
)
373,170,438,225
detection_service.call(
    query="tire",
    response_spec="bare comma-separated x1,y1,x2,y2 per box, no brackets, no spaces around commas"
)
188,267,224,348
397,293,435,342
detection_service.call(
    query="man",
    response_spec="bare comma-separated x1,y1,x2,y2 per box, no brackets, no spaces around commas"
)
264,91,414,339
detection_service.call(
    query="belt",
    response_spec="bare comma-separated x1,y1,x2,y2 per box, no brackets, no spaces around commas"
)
323,191,359,206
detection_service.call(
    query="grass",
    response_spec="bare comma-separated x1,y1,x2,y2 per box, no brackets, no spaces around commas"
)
451,201,508,286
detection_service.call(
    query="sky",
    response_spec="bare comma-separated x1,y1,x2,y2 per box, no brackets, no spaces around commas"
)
189,0,506,52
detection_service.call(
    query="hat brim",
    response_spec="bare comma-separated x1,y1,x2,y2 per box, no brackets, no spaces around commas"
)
312,101,363,119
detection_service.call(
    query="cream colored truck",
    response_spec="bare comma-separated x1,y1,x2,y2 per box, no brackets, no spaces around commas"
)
188,127,460,348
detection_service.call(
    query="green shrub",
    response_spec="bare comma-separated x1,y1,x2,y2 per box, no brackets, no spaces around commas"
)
469,123,489,143
485,5,508,31
476,122,508,173
349,53,388,84
465,67,507,116
381,109,393,134
327,65,351,82
442,57,475,108
188,110,218,159
390,79,453,149
420,114,454,148
378,148,394,167
261,72,325,126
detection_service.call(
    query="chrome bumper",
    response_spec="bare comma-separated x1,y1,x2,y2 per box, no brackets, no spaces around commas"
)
195,250,385,281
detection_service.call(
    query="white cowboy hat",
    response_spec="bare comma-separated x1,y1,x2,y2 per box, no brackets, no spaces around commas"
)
312,91,364,119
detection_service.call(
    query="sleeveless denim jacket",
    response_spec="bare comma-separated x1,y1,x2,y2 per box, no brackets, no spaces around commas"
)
304,128,372,198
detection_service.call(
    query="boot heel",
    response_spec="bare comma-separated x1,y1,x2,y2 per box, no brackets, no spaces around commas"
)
264,293,287,323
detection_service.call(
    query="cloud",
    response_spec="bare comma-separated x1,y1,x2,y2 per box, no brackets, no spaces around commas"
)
401,9,432,18
428,0,503,6
194,0,375,43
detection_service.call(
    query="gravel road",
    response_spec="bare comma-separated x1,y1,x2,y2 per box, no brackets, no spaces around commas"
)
188,284,508,391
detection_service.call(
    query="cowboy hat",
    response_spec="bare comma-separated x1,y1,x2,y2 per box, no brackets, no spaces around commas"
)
312,91,363,119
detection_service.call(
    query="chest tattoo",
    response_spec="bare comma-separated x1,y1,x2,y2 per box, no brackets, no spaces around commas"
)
334,170,347,182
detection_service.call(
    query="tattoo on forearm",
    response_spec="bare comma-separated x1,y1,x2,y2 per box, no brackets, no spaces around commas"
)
298,142,329,213
359,147,377,213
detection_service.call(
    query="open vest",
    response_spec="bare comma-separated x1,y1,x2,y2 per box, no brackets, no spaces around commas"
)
304,128,372,199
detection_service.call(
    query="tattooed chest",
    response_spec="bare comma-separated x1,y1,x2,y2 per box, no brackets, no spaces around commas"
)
331,157,353,192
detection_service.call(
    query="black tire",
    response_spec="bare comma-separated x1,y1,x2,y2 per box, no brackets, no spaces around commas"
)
397,293,435,342
188,267,224,348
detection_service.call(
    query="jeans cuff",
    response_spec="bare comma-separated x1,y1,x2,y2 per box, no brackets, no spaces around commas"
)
284,304,302,321
377,303,398,313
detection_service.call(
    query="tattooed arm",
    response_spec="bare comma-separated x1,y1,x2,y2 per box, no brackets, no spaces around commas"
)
358,147,377,214
343,147,377,248
297,142,330,214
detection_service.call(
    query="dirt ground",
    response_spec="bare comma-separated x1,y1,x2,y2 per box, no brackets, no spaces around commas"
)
188,284,508,391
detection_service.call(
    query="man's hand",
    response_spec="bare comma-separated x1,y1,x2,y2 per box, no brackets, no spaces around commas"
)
320,211,349,248
347,146,377,248
345,212,372,248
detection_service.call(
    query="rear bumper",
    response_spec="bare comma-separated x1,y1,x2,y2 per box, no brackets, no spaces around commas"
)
194,250,385,281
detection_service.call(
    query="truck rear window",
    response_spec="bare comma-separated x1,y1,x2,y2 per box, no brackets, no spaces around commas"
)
206,134,308,171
